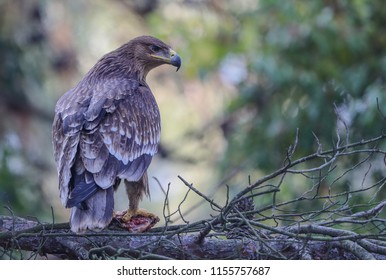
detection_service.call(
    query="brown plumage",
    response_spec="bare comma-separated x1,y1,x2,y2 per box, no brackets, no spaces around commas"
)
52,36,181,233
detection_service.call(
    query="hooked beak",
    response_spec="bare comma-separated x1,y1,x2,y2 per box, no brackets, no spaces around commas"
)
150,48,181,71
169,49,181,71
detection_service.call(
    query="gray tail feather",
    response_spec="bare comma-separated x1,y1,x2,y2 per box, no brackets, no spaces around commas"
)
70,187,114,233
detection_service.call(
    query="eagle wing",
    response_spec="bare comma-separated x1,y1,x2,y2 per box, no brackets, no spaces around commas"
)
52,78,160,208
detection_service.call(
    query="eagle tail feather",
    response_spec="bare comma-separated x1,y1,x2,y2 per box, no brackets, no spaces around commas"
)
69,187,114,233
66,174,99,209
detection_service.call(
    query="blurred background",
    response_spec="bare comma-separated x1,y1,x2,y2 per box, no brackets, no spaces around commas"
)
0,0,385,224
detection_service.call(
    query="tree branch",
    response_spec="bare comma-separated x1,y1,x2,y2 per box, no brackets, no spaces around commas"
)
1,133,385,259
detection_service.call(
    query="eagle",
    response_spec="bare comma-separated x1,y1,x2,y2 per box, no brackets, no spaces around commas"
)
52,36,181,233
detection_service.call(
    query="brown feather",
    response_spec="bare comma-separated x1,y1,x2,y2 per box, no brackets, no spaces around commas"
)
52,36,180,232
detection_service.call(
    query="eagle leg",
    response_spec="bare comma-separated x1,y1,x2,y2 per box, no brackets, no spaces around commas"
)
114,176,159,232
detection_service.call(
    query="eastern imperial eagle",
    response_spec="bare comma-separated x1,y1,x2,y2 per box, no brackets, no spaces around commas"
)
52,36,181,233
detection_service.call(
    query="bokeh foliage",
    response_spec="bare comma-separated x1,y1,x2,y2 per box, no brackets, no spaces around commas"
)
0,0,385,221
0,0,49,216
220,0,386,171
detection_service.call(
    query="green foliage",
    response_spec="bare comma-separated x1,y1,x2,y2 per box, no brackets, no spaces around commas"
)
222,0,386,171
0,0,49,217
0,0,384,224
0,147,45,216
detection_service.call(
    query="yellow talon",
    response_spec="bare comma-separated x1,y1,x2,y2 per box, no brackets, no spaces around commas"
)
122,209,158,223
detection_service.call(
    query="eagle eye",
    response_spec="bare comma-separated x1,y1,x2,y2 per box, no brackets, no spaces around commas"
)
149,45,161,53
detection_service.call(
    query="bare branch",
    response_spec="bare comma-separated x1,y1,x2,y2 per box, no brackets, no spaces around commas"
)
1,132,386,259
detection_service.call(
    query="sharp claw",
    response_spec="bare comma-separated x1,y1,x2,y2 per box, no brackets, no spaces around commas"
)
122,209,136,223
115,209,159,233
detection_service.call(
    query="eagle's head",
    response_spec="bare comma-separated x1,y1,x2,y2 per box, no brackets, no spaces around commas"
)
87,36,181,83
119,35,181,78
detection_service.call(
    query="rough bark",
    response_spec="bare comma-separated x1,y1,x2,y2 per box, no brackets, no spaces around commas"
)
1,215,385,260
